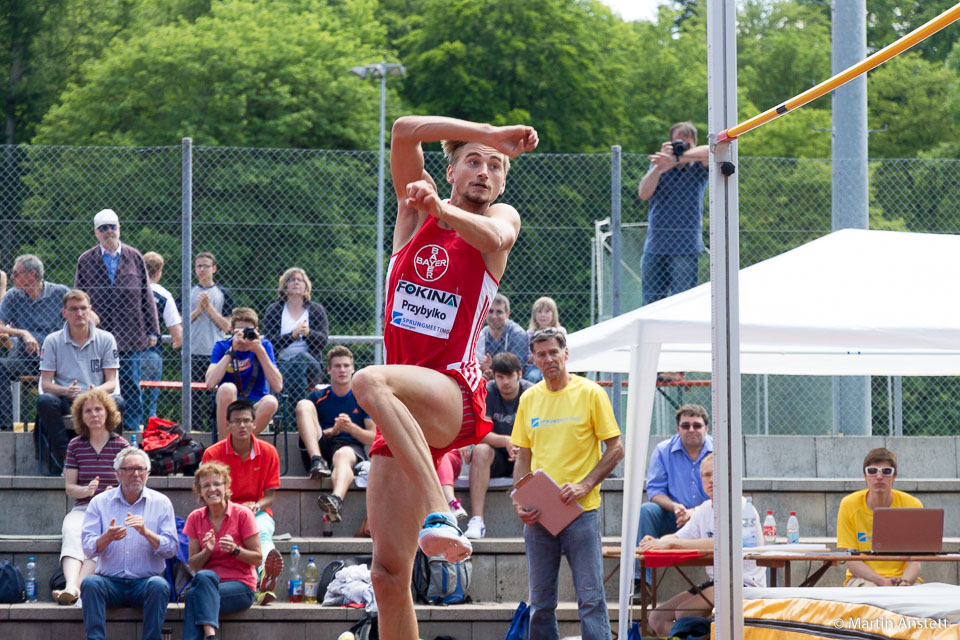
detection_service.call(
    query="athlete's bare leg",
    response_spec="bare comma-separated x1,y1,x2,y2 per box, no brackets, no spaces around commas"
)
366,456,426,640
353,364,464,517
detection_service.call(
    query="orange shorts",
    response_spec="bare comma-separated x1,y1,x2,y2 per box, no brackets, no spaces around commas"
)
369,369,493,467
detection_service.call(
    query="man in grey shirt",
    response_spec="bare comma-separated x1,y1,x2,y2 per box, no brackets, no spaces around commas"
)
0,255,69,430
475,294,530,379
183,252,233,429
38,289,120,466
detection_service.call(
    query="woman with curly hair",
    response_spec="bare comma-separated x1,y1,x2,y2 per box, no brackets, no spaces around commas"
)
182,461,273,639
54,389,128,605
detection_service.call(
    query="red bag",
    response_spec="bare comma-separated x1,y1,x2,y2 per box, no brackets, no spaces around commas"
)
141,417,185,456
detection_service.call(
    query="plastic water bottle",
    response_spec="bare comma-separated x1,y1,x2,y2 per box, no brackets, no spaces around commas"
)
25,556,38,602
763,510,777,544
742,498,757,548
786,511,800,544
130,433,137,448
303,558,319,604
288,545,303,602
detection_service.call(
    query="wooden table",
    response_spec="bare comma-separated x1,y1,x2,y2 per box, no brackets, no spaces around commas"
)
603,546,960,636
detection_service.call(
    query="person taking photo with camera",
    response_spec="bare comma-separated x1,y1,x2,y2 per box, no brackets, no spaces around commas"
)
206,307,283,440
637,122,710,306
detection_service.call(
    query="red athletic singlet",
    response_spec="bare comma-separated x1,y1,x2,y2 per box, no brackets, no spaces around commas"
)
370,216,497,460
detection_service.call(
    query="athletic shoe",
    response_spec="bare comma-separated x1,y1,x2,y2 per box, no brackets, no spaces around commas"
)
317,493,343,522
308,455,331,479
258,548,284,593
464,515,486,540
448,498,468,520
417,511,473,562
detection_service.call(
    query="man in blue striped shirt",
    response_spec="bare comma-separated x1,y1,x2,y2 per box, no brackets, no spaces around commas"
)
80,446,178,640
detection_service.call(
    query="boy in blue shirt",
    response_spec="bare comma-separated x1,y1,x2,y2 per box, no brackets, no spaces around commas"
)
295,345,375,522
205,307,283,441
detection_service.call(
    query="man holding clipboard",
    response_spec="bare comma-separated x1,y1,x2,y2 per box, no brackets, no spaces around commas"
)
510,327,624,640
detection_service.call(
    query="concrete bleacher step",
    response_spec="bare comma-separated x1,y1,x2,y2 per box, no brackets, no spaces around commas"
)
1,601,648,640
0,535,626,604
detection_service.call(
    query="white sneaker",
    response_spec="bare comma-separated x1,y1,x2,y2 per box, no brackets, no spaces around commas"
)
464,515,486,539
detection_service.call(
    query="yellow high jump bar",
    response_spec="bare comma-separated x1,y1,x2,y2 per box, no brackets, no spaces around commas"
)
716,2,960,142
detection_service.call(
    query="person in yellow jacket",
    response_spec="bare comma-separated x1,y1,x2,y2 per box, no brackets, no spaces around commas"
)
836,447,922,586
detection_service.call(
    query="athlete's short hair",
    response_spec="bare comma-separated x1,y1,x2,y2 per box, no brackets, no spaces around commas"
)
441,140,511,175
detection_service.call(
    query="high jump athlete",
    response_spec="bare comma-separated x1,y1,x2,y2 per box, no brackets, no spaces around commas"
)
352,115,538,640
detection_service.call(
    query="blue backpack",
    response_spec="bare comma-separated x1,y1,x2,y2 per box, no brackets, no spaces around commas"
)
0,561,25,604
165,516,194,602
412,549,471,605
503,601,529,640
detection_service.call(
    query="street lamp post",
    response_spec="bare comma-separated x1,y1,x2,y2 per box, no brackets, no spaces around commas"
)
349,61,406,365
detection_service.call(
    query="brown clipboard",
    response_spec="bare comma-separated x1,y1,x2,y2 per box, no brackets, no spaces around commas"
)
510,469,584,536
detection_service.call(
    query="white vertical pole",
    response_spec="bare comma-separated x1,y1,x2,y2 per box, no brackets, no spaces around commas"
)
707,1,744,639
374,62,387,365
181,138,193,431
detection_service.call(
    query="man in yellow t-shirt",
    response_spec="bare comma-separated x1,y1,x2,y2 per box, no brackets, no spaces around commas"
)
836,447,923,586
510,327,623,639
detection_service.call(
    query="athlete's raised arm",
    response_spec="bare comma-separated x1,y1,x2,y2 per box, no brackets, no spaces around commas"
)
390,116,538,251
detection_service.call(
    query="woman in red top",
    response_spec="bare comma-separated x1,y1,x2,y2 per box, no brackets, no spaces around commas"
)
183,462,261,640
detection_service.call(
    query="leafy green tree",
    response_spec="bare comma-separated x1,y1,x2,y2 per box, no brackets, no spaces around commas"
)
34,0,393,148
867,52,959,158
0,1,64,144
394,0,633,152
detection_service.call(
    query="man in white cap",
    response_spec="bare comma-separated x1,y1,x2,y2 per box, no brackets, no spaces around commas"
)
75,209,159,431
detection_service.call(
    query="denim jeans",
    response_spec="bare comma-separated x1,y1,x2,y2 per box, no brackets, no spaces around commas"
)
641,252,700,306
256,511,275,574
81,574,170,640
635,501,679,583
141,349,162,419
277,351,322,401
182,570,255,640
524,508,611,640
119,349,145,430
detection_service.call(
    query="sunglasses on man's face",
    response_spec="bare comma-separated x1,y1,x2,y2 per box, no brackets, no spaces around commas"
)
97,224,118,232
864,466,895,477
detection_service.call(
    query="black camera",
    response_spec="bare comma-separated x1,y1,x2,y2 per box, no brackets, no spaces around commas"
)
670,139,689,161
242,327,258,341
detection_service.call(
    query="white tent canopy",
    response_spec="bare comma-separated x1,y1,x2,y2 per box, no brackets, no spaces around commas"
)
565,229,960,624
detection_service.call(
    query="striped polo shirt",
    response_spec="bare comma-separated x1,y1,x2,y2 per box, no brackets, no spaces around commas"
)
64,434,129,507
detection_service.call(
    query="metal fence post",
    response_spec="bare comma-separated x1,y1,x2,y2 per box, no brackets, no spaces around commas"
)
611,146,623,429
831,0,871,435
181,138,193,431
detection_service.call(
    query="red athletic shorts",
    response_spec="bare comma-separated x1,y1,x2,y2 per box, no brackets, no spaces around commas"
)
369,369,493,467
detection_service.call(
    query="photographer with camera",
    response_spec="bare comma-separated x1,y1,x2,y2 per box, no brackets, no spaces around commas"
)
205,307,283,440
637,122,710,305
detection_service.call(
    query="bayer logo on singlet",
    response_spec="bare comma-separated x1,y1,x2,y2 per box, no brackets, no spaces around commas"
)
413,244,450,282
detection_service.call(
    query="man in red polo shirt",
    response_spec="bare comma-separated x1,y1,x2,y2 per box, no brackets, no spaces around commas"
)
202,398,281,601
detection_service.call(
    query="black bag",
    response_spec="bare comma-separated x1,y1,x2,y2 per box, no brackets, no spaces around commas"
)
319,555,372,601
412,549,471,605
150,437,205,476
349,612,378,640
49,567,66,593
0,561,26,604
